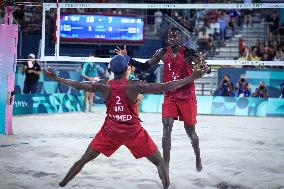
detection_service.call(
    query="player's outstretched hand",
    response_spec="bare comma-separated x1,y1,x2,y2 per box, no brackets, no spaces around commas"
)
192,64,210,80
115,45,128,55
43,66,58,80
194,52,211,74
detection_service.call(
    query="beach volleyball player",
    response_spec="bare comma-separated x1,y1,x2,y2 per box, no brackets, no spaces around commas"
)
116,28,211,173
43,54,210,188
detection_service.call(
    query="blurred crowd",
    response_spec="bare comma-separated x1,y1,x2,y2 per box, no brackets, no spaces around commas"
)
215,73,284,98
239,39,284,62
1,1,281,60
169,8,244,54
215,74,273,98
238,11,283,62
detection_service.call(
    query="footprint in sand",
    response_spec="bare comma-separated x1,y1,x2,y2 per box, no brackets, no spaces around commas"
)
216,182,247,189
137,183,159,189
32,172,57,178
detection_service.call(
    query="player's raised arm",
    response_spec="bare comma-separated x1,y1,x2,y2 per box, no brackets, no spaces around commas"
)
43,67,107,93
132,65,210,94
115,45,165,71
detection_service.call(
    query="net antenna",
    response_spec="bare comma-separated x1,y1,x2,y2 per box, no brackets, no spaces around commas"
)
55,0,60,58
40,3,284,66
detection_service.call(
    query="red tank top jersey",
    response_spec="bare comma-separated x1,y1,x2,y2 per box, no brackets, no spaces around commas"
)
103,79,141,137
163,46,195,100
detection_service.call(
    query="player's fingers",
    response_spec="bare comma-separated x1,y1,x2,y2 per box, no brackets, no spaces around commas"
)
116,46,121,51
123,45,127,50
202,66,210,74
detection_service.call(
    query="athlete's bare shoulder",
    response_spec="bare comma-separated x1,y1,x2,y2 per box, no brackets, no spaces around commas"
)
92,79,110,91
126,80,146,91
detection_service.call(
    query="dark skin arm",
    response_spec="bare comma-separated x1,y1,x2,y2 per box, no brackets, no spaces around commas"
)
22,64,27,75
115,45,208,70
43,67,110,101
27,69,41,75
126,66,210,104
22,61,41,75
44,65,209,104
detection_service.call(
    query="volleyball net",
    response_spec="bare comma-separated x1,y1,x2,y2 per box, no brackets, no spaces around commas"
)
37,3,284,66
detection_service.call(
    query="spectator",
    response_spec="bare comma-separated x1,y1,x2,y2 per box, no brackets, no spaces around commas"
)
236,75,251,97
102,68,110,80
217,11,228,40
239,51,248,60
239,38,246,55
247,48,260,61
126,65,144,122
212,18,220,36
217,74,235,96
252,81,269,98
22,53,41,94
227,9,241,32
81,52,98,113
274,50,284,61
198,28,210,51
243,0,253,27
205,21,214,36
127,65,138,81
256,42,265,58
267,11,280,40
154,9,163,34
262,53,272,61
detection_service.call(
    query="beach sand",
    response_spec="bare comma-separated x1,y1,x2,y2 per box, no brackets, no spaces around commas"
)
0,106,283,189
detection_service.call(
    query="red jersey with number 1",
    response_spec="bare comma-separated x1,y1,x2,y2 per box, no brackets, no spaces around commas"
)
103,79,141,140
163,46,195,100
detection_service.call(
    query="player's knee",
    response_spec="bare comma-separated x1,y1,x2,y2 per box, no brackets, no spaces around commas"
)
156,157,165,168
188,130,199,142
153,155,164,167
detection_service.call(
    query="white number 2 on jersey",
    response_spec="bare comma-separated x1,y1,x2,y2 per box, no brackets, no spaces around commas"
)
116,96,121,105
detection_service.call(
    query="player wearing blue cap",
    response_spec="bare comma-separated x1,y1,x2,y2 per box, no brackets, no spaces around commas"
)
43,54,210,189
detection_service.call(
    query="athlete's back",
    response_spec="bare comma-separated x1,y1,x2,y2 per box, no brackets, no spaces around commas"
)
103,79,141,139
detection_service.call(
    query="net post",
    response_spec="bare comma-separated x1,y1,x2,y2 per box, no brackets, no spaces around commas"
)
41,3,46,61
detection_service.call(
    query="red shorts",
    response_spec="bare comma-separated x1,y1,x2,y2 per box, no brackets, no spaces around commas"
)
162,98,197,126
91,127,157,159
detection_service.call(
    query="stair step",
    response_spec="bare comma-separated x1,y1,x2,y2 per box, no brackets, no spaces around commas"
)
217,48,239,52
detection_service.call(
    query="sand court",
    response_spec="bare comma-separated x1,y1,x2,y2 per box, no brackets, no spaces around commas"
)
0,106,283,189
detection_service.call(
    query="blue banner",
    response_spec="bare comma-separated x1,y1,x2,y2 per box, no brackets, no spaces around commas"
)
141,95,284,117
13,94,84,115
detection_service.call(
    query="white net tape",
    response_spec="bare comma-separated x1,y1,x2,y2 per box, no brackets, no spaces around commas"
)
42,3,284,10
40,3,284,66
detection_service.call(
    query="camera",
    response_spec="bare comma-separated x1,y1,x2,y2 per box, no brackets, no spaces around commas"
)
259,85,265,91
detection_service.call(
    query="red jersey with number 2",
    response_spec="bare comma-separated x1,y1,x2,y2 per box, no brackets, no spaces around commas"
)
163,46,195,100
103,79,141,140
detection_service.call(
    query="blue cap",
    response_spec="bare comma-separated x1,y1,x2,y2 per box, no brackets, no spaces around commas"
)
110,55,130,73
